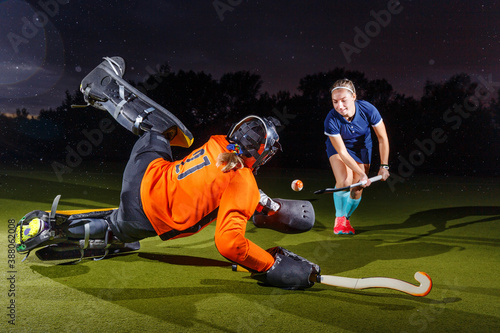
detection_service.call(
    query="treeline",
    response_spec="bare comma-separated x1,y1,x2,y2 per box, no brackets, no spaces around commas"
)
1,67,499,176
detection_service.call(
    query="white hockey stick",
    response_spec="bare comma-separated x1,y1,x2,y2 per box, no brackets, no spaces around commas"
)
314,175,383,194
316,271,432,296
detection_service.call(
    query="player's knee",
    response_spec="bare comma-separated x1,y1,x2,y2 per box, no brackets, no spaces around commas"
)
336,178,351,188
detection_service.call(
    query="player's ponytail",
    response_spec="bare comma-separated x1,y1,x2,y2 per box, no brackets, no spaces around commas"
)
217,143,245,172
217,152,244,172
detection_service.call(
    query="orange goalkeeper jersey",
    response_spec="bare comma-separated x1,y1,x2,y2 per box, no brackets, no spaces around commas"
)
140,135,274,272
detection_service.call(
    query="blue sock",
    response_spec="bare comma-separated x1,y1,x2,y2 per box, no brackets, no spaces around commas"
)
346,197,361,219
333,191,350,217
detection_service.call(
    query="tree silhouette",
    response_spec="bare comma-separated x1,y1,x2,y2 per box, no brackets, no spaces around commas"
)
0,68,497,175
15,108,29,118
219,71,263,119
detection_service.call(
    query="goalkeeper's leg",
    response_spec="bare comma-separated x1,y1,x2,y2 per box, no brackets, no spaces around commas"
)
15,207,139,261
80,56,193,148
108,130,172,243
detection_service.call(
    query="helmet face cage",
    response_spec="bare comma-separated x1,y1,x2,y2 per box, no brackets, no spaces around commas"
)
227,115,281,170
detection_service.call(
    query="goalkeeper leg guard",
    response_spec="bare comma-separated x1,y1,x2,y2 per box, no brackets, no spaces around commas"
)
16,195,140,263
80,56,193,148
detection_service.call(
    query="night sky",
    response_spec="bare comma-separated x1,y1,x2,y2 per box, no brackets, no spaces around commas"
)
0,0,498,115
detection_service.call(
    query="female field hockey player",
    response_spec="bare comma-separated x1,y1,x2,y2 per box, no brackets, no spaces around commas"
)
324,78,390,235
15,56,319,290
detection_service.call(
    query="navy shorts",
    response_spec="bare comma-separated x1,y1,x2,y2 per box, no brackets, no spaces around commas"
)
325,138,372,164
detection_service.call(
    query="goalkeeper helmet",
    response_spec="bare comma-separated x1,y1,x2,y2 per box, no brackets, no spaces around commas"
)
227,115,281,172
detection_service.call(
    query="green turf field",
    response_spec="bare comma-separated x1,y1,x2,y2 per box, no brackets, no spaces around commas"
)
1,165,499,332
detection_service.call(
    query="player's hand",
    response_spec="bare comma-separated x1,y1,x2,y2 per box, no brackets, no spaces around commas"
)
251,247,320,289
256,189,280,215
378,167,390,180
253,199,315,234
359,174,370,187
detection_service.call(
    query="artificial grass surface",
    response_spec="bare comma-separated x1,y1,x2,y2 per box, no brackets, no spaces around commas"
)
1,164,499,332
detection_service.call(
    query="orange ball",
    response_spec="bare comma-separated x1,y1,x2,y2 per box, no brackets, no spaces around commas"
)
291,179,304,191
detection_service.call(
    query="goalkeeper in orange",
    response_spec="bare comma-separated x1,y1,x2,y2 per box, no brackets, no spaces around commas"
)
15,56,318,289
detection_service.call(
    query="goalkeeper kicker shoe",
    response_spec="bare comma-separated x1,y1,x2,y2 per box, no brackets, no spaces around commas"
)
333,216,355,235
80,56,194,148
15,216,49,248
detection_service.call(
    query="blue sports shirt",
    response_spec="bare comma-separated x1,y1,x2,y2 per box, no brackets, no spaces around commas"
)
324,100,382,163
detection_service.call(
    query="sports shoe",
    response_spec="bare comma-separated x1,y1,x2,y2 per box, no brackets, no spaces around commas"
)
80,56,193,147
334,216,355,235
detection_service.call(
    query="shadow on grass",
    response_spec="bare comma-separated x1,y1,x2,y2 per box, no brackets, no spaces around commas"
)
138,252,232,267
283,239,459,275
30,254,500,332
361,206,500,243
30,258,429,330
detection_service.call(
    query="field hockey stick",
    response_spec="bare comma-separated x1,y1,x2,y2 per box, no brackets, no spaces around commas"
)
232,265,432,296
315,271,432,297
314,175,383,194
